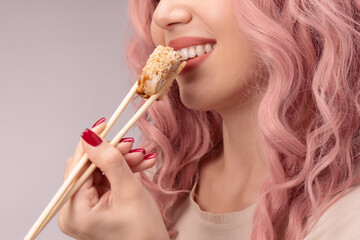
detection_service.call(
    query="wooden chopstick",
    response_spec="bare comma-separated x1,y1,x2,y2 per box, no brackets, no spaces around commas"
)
25,61,186,240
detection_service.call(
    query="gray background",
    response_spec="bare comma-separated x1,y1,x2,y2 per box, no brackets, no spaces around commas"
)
0,1,141,239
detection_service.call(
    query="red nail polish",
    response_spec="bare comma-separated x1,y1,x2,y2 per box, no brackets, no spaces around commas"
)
92,117,105,128
119,137,134,143
144,152,157,160
129,148,146,154
81,128,103,147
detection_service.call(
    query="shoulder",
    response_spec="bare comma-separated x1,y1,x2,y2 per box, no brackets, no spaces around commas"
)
304,183,360,240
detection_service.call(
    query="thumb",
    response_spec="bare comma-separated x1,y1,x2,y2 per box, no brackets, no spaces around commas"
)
80,128,136,194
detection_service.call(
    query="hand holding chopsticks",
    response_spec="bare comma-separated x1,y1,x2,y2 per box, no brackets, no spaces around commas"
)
24,51,185,240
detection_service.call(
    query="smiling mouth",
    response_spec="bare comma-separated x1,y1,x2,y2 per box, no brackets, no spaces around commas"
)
167,36,217,75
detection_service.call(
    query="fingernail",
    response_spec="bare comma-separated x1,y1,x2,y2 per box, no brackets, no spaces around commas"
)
144,152,157,160
92,117,105,128
119,137,134,143
129,148,146,154
81,128,103,147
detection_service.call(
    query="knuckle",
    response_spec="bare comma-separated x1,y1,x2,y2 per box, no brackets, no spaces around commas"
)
58,211,73,234
58,210,92,237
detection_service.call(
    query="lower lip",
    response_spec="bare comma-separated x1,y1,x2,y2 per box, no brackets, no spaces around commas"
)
179,50,214,75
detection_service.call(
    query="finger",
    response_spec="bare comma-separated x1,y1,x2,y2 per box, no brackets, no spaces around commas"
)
80,128,137,198
130,152,158,172
60,161,97,222
69,160,103,209
115,137,134,155
93,168,110,192
94,174,110,198
123,148,146,166
94,184,110,198
100,174,110,188
93,168,103,185
64,118,106,179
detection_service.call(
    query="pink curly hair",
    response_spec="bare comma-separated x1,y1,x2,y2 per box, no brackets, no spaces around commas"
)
125,0,360,239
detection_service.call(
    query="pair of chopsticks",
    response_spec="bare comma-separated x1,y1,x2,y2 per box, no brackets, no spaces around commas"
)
24,61,186,240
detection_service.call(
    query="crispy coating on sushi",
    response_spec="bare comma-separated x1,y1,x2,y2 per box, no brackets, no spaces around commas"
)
136,45,182,99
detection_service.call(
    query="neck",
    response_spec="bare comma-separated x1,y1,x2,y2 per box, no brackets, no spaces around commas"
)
215,98,269,195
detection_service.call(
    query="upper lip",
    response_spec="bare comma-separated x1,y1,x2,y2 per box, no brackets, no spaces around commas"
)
168,36,217,51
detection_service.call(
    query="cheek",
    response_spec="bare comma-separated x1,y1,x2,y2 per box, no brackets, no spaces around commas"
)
150,21,165,46
176,47,260,111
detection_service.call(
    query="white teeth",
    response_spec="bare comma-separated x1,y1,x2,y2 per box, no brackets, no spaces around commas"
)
196,45,205,56
188,47,196,58
180,48,189,60
177,43,216,60
205,44,213,53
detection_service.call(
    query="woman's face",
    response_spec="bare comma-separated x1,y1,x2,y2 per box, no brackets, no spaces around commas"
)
151,0,261,111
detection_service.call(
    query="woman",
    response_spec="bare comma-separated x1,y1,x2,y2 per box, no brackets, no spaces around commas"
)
58,0,360,239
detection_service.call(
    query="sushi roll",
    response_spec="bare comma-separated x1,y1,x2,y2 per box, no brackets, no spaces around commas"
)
136,45,182,100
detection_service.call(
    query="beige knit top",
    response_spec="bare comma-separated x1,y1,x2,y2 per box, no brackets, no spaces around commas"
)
169,180,360,240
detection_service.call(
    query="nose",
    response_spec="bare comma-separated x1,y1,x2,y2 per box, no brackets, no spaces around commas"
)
152,0,192,30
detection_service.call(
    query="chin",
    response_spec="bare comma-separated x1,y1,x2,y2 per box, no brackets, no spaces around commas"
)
176,78,217,111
